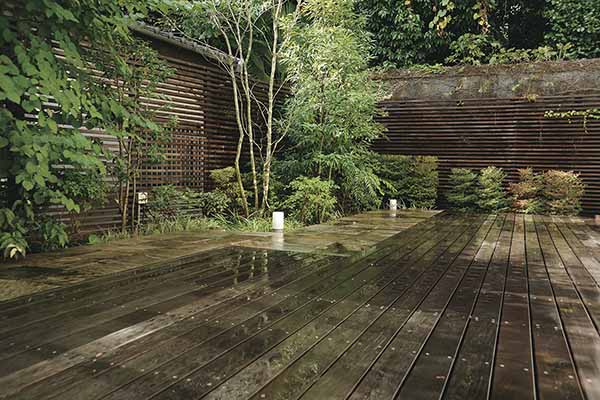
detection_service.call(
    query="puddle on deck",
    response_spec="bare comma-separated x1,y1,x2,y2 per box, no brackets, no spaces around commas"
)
0,210,439,302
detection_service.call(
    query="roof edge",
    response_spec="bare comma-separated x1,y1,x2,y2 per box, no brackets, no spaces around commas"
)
130,21,239,67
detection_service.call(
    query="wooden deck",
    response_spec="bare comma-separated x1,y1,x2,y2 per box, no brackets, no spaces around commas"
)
0,213,599,400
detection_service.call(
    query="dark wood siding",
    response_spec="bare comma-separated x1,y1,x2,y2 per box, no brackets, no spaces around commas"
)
49,37,248,235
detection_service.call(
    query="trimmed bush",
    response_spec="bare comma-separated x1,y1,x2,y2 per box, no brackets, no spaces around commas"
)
543,170,585,215
509,168,544,214
376,154,438,209
447,168,478,211
408,156,438,209
282,177,338,225
477,166,509,212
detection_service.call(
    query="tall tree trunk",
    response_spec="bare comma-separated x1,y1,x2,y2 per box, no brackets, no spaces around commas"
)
229,65,250,217
261,0,284,213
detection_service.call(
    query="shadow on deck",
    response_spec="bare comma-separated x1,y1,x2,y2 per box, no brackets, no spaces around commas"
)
0,212,599,400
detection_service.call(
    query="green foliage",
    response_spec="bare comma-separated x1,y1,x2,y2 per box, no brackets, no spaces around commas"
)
546,0,600,59
0,0,165,258
409,156,439,209
147,185,229,221
357,0,589,68
508,168,544,214
489,43,575,64
282,177,338,225
338,163,384,214
0,230,28,259
542,170,585,216
376,154,438,209
97,37,174,231
446,33,502,65
356,0,434,68
281,0,385,214
210,167,245,211
545,108,600,134
447,168,479,212
477,166,508,212
38,220,69,251
212,215,304,233
60,170,107,212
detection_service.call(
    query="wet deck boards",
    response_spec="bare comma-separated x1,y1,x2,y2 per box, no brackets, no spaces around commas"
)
0,212,599,400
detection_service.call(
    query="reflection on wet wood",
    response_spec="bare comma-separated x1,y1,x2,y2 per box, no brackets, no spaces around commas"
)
0,212,599,400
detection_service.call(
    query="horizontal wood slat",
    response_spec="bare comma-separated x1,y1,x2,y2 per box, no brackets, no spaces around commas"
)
373,95,600,215
45,37,254,236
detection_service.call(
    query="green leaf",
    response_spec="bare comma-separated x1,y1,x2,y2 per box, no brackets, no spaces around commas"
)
0,74,22,103
22,180,34,191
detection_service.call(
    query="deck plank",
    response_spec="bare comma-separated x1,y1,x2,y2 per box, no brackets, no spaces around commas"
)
441,214,514,400
524,215,584,400
245,216,487,400
125,216,473,400
489,214,535,400
7,215,447,400
1,212,600,400
304,215,497,400
78,215,462,400
534,215,600,400
348,214,508,400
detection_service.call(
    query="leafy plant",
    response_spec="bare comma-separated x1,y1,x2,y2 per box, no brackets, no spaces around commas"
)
477,166,508,212
356,1,586,68
508,168,544,214
282,177,338,225
545,0,600,59
38,220,69,251
172,0,300,215
375,154,438,209
446,33,502,65
97,37,175,232
281,0,386,214
447,168,479,211
0,231,28,259
211,167,245,212
406,156,438,209
542,170,585,215
0,0,163,258
147,185,230,221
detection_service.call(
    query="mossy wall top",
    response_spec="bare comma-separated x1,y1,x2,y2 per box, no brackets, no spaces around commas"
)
376,58,600,100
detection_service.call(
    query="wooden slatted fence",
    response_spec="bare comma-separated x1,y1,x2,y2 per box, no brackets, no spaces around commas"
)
373,93,600,215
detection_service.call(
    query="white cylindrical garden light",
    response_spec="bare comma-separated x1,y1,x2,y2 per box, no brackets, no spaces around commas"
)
389,199,398,211
272,211,285,232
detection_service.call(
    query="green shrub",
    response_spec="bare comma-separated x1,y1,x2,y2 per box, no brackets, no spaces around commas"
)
375,154,438,209
210,167,244,210
407,156,438,209
38,220,69,251
376,154,411,202
282,177,338,225
447,168,479,211
445,34,502,66
477,166,509,212
542,170,585,215
60,170,107,212
147,185,229,221
509,168,544,214
339,167,383,214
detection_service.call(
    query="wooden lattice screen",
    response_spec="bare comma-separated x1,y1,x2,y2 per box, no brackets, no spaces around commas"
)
50,36,247,235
